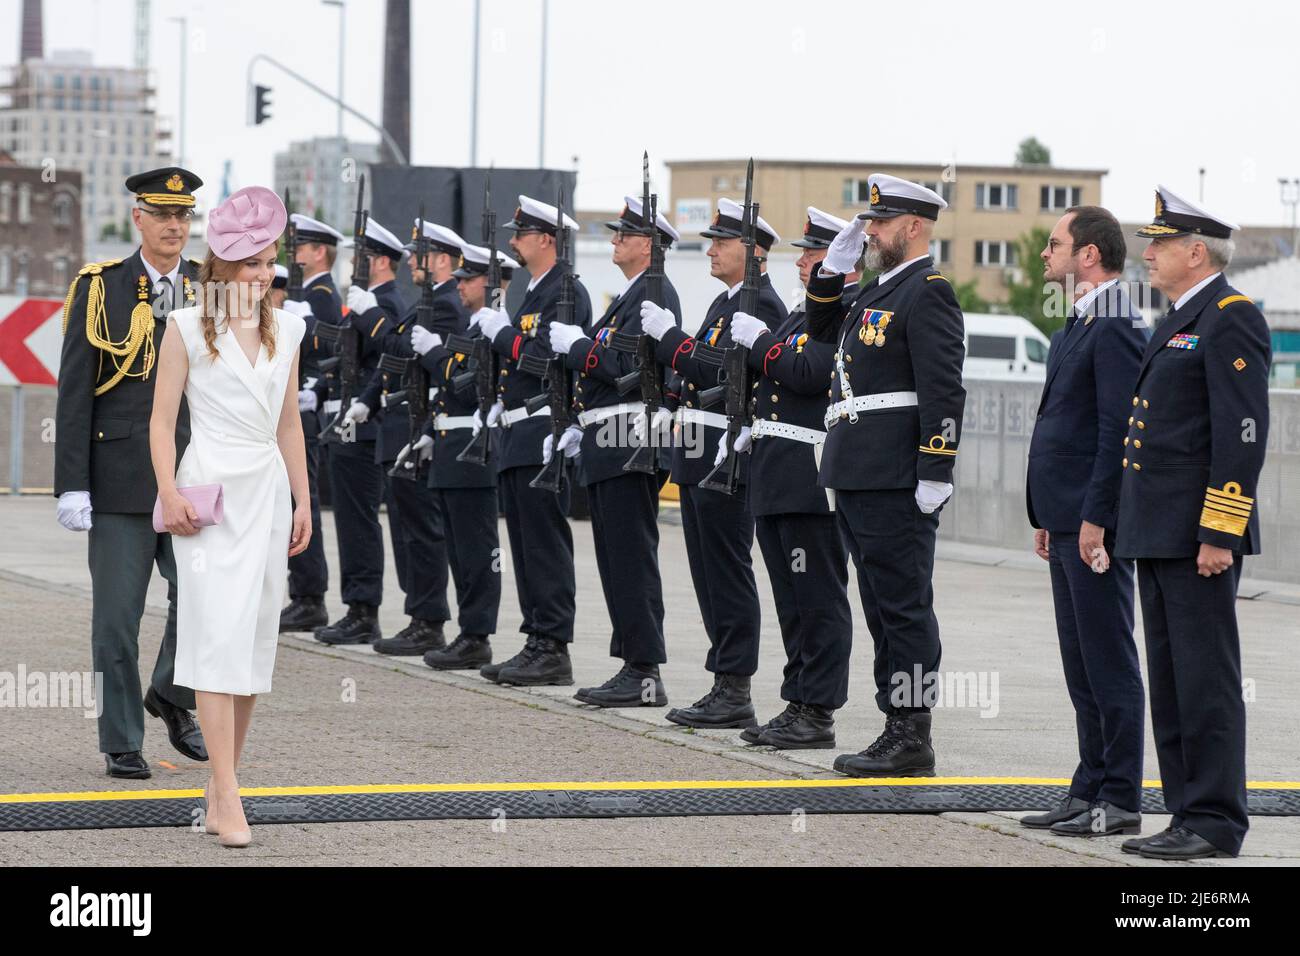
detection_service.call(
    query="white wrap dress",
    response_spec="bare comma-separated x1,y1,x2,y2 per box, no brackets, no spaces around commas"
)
171,306,305,695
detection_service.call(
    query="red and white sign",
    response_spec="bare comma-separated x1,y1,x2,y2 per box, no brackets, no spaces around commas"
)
0,297,63,386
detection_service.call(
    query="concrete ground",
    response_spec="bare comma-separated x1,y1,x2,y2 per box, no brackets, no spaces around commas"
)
0,495,1296,866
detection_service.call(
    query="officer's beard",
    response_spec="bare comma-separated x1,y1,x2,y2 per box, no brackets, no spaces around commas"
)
864,228,909,274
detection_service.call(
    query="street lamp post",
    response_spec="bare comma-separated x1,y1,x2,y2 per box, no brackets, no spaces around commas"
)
169,16,187,168
322,0,345,228
1279,178,1300,258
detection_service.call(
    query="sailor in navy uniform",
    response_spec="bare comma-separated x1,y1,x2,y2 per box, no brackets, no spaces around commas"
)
805,175,966,776
314,217,401,645
412,242,516,671
278,213,346,633
473,195,593,686
542,196,684,708
1020,206,1148,838
1115,187,1271,861
269,264,289,307
639,197,789,729
725,207,857,749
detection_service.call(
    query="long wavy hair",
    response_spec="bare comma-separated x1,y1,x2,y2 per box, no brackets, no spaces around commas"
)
197,243,278,362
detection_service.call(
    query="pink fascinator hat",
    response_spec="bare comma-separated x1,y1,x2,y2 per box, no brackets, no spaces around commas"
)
206,185,287,261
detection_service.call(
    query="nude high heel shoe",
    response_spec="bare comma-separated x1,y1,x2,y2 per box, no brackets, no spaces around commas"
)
203,780,220,835
216,786,252,848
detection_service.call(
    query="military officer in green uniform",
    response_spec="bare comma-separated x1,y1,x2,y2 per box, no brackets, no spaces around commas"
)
54,166,208,779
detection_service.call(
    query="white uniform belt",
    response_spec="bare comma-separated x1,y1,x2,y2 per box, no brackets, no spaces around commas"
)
380,386,438,409
674,408,729,431
434,414,476,431
502,405,550,426
824,391,918,428
323,399,341,414
750,419,825,445
577,402,641,427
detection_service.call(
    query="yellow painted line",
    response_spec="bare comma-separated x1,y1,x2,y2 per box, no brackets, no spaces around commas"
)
2,778,1298,805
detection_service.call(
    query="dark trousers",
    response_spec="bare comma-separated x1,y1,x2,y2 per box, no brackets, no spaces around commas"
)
389,473,450,622
384,475,409,596
328,439,385,607
499,465,575,643
678,483,761,676
588,471,667,665
434,485,501,635
87,513,195,754
837,488,941,714
287,416,328,598
1137,556,1248,855
755,512,853,709
1048,530,1144,811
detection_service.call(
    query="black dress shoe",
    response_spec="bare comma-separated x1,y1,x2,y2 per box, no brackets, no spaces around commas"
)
1050,800,1141,837
1122,826,1175,855
759,704,836,749
665,674,757,729
834,712,935,777
575,663,667,707
480,636,536,683
1138,825,1234,860
497,636,573,686
104,751,151,779
374,618,446,656
143,687,208,761
425,634,492,670
741,702,801,744
1020,795,1092,829
314,604,382,645
279,595,329,633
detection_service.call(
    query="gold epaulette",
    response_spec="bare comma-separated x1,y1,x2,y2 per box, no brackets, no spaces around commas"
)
926,273,949,282
64,259,158,395
1200,482,1253,537
1217,294,1253,310
61,260,122,334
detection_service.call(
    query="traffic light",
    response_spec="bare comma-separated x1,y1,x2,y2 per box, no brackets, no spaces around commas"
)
251,84,272,125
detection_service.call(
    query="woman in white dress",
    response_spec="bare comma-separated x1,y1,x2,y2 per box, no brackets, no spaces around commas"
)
150,186,310,848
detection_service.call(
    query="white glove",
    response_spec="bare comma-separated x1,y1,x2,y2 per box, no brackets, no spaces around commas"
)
734,425,752,453
56,490,93,532
282,299,313,318
713,435,727,467
486,400,505,428
915,479,953,514
474,307,511,340
729,313,768,349
298,388,318,413
631,406,673,445
410,325,442,356
558,424,583,458
471,407,484,437
639,301,676,340
548,322,586,355
344,400,370,425
823,217,868,275
347,286,378,315
395,434,434,471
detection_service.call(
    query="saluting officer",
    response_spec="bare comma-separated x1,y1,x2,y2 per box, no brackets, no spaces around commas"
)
806,174,966,777
408,241,515,670
278,213,346,633
638,197,788,730
724,207,857,749
314,218,401,645
542,196,683,708
473,196,593,686
54,166,208,777
1115,187,1271,861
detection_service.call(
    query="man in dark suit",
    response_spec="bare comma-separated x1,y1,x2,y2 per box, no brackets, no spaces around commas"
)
1115,186,1271,860
805,174,966,776
640,197,789,729
543,196,683,707
1020,206,1148,837
473,195,593,686
54,166,208,778
279,214,345,633
412,242,514,670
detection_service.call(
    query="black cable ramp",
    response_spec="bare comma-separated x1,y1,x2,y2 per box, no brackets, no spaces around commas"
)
2,779,1297,832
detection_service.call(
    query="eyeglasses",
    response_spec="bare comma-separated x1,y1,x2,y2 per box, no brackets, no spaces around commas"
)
1047,238,1079,253
138,206,194,223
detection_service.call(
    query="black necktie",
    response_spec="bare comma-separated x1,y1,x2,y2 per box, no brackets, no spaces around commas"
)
158,277,174,315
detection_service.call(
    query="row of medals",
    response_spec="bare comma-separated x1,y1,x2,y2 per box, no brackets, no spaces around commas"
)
858,314,890,347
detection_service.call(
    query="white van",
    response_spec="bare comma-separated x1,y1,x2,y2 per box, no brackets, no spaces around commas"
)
962,313,1051,382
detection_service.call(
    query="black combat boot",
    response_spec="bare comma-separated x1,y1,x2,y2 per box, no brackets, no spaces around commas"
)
741,702,802,744
833,711,935,777
496,636,573,686
574,663,667,708
374,618,446,656
665,674,757,729
759,703,836,749
425,634,492,670
279,595,329,633
314,604,382,645
480,635,538,683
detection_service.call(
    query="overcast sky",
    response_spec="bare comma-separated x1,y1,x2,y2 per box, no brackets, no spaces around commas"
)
9,0,1298,225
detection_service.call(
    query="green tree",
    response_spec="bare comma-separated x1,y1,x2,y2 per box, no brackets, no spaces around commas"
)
1015,136,1051,166
1004,226,1069,336
99,222,118,241
951,278,988,315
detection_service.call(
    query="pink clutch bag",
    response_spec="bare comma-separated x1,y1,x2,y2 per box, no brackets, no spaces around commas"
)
152,484,224,533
